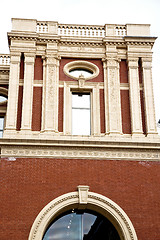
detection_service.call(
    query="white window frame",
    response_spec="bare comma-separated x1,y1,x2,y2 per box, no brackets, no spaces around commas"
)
63,82,101,136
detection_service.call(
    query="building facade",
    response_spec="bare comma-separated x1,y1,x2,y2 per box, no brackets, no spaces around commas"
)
0,18,160,239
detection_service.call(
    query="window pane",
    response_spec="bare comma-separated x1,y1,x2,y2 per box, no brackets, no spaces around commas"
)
0,95,7,102
72,93,91,135
0,117,4,138
69,69,93,78
72,108,90,135
72,94,90,109
83,213,97,235
43,210,121,240
43,212,81,240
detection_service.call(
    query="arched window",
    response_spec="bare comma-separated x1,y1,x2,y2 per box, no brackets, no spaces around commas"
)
43,209,120,240
29,188,138,240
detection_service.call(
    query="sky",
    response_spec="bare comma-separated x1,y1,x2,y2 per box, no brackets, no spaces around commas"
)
0,0,160,124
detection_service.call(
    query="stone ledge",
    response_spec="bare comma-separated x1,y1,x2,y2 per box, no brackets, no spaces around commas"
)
0,138,160,161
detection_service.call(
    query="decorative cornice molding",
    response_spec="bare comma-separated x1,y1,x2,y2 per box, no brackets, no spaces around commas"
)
1,144,160,161
8,33,155,48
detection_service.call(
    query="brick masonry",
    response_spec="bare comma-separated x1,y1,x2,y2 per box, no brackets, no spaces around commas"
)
0,158,160,240
59,58,104,82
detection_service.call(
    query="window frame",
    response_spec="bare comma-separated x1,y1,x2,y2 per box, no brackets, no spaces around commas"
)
63,82,101,136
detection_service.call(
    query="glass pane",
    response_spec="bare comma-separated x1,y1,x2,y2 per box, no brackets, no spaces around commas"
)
83,213,97,235
0,131,3,138
69,69,93,78
0,117,4,138
0,117,4,130
72,108,90,135
72,94,90,109
0,96,7,102
43,212,81,240
43,210,121,240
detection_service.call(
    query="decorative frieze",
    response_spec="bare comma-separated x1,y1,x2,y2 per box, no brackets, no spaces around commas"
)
104,55,122,135
1,144,160,161
43,54,60,133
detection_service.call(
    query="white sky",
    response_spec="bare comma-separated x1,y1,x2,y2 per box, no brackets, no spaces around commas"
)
0,0,160,123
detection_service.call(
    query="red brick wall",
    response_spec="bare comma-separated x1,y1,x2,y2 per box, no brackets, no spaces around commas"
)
0,158,160,240
120,60,132,134
99,89,105,133
120,60,128,83
59,58,104,82
31,56,43,131
120,90,131,134
140,90,146,135
32,87,42,131
16,86,23,131
19,53,24,80
34,56,43,80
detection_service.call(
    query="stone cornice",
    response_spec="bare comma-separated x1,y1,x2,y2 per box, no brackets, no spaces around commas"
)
1,137,160,160
8,32,156,48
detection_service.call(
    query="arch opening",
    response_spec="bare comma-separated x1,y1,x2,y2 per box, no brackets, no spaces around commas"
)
28,188,138,240
43,208,121,240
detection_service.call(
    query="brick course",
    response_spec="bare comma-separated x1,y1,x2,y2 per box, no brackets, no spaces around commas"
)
0,158,160,240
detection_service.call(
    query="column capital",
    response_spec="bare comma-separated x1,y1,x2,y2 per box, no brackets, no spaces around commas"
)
141,58,152,69
46,54,60,67
127,58,138,68
24,52,36,64
10,52,21,64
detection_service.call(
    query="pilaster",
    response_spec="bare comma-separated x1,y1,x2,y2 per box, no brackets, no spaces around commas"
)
103,60,109,134
43,52,60,133
128,58,143,135
92,84,101,135
63,82,72,135
5,51,21,132
141,58,157,136
104,52,122,135
41,56,46,132
21,52,35,131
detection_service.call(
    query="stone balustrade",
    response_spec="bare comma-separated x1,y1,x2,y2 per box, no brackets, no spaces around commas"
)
36,21,126,37
58,24,106,37
11,19,150,37
37,21,48,33
0,54,10,65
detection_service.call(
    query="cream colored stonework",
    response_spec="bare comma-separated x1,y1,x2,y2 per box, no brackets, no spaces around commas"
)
28,187,138,240
0,18,159,159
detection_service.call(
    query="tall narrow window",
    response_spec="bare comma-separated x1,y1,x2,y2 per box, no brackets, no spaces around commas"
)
0,116,4,138
72,93,91,135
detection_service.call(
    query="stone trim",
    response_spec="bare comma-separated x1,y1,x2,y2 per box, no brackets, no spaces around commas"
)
1,143,160,161
28,188,138,240
63,60,99,81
